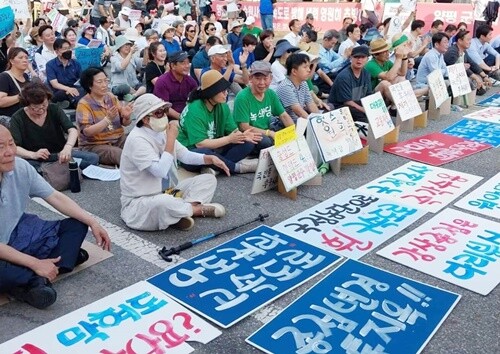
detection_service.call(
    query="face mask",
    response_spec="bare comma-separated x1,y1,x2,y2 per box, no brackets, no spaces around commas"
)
149,116,169,132
61,50,72,60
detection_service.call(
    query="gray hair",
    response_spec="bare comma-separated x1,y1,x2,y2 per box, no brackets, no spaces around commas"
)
323,29,340,40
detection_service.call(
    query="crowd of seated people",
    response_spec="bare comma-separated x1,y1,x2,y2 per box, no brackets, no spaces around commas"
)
1,2,500,310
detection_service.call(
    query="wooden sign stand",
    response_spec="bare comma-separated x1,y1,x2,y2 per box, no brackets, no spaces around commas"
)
277,176,298,200
341,145,370,165
329,159,342,176
396,113,415,132
367,126,385,154
428,91,451,120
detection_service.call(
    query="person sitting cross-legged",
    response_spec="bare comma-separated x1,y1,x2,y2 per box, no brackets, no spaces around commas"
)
120,94,228,231
233,61,294,153
0,124,110,309
177,70,261,175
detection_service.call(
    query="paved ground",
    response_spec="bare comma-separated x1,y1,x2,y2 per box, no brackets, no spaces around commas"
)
1,89,499,354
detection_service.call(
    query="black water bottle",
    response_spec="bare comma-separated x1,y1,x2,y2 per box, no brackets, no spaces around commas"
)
69,161,81,193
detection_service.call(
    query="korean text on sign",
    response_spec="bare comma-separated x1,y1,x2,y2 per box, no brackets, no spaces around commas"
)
246,259,460,354
147,225,342,328
357,162,483,213
454,172,500,219
378,208,500,295
0,282,221,354
442,119,500,148
273,188,425,259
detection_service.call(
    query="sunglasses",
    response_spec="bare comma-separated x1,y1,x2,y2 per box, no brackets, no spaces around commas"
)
149,107,170,118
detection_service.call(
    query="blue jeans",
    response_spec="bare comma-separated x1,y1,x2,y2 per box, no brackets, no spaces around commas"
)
182,142,255,174
260,14,274,30
72,149,100,170
251,135,273,156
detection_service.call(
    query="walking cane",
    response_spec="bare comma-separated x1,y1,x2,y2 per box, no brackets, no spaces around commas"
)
159,213,270,262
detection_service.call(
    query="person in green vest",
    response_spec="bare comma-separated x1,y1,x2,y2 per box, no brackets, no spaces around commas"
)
241,16,262,39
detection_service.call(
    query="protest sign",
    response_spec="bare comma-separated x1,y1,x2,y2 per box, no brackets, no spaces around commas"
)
454,172,500,220
129,9,141,22
401,0,417,11
308,108,363,162
247,259,461,354
251,147,278,194
389,80,423,121
51,11,68,33
9,0,30,19
378,208,500,295
384,132,492,166
463,107,500,124
272,188,426,259
75,47,104,71
357,162,483,213
274,124,297,147
87,38,102,48
447,63,471,98
0,5,14,40
147,225,342,328
427,69,449,108
361,92,395,139
0,281,221,353
442,119,500,147
269,137,318,192
476,93,500,107
386,16,403,43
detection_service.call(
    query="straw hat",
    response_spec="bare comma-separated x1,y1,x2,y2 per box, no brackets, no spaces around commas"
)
199,70,231,98
369,38,391,54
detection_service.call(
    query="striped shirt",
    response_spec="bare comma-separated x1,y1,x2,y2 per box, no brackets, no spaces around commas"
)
276,77,312,123
76,93,125,146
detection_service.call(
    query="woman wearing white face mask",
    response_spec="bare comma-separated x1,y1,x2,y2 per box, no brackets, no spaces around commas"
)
119,94,229,231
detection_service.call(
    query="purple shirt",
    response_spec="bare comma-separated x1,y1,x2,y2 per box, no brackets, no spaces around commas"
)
153,71,198,114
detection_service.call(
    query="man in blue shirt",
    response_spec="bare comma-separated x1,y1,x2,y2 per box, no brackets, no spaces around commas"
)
46,38,85,108
259,0,276,31
190,36,221,83
314,29,349,96
416,32,449,86
467,24,500,80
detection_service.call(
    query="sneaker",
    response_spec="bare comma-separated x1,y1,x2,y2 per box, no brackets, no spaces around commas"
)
490,78,500,87
200,203,226,218
476,87,487,96
201,167,220,176
388,107,398,117
451,104,463,112
237,158,259,174
172,217,195,231
7,276,57,309
76,248,89,266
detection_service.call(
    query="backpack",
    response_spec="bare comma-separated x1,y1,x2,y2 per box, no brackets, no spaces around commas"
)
483,1,499,24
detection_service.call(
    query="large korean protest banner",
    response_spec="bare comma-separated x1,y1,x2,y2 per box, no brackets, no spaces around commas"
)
147,225,342,328
384,132,492,166
357,162,483,213
246,259,461,354
378,208,500,295
455,172,500,220
0,282,221,353
308,108,363,163
272,188,426,259
463,107,500,124
442,119,500,148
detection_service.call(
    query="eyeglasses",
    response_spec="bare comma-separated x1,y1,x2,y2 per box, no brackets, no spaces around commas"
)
28,104,48,113
149,107,170,118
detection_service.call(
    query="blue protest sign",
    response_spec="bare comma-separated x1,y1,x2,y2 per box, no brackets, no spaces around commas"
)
273,188,426,259
476,93,500,107
247,259,461,354
74,46,104,71
147,225,342,328
442,119,500,147
0,6,15,40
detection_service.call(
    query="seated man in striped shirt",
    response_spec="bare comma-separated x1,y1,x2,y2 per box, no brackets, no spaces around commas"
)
274,53,320,130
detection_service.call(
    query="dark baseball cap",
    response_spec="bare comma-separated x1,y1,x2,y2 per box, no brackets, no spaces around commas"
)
168,51,189,63
351,45,370,57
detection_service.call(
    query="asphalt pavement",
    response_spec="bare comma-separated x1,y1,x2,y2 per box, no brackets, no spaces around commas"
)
0,88,499,354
